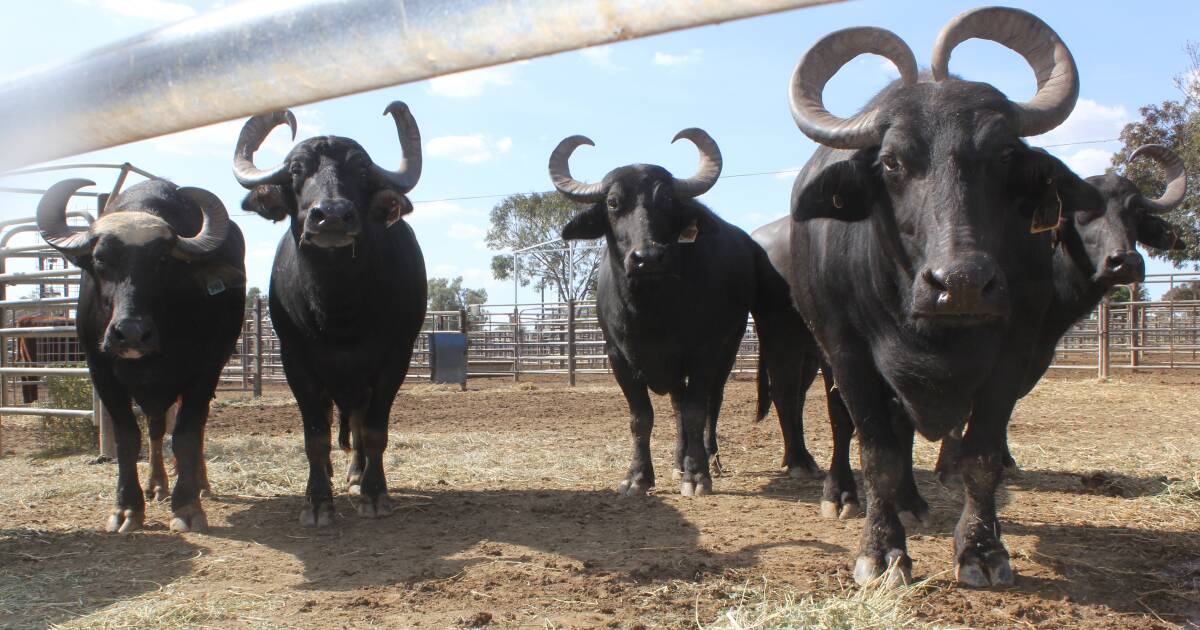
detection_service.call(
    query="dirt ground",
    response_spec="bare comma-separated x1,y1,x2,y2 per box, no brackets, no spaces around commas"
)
1,370,1198,629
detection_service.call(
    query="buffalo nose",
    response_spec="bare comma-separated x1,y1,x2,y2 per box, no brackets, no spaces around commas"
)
629,246,667,273
918,255,1007,319
107,317,158,356
309,199,356,230
1103,249,1144,283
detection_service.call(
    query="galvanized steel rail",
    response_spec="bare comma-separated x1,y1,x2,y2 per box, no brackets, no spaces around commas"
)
0,0,842,170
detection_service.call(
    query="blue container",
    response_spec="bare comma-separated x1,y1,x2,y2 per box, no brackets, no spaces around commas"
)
429,331,468,388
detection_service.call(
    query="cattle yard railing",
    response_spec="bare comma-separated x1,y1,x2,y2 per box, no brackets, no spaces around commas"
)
224,275,1200,394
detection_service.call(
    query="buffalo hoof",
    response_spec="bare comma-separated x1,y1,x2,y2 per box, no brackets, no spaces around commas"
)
853,549,912,587
899,507,931,529
299,501,335,528
347,484,362,497
618,479,652,497
680,475,713,497
956,550,1014,587
144,481,169,502
819,494,861,520
105,509,144,534
355,493,394,519
787,463,824,480
170,504,209,534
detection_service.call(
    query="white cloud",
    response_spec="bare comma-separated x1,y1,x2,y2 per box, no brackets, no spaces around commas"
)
406,200,482,225
430,264,489,284
1033,99,1131,148
580,45,624,71
447,222,486,240
148,109,323,158
75,0,195,22
426,134,513,164
653,49,703,67
1062,148,1115,177
427,66,515,98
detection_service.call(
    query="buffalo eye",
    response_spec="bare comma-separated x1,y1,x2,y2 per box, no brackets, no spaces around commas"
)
880,154,900,173
606,196,619,209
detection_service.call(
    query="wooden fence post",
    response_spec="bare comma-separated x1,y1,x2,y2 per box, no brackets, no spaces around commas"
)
253,295,263,398
567,299,577,387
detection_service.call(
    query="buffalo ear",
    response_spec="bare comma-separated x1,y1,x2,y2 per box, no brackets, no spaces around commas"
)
791,159,875,222
241,185,291,222
562,204,607,241
370,189,413,226
1137,214,1187,251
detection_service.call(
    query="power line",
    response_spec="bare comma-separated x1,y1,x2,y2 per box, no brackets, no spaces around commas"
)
233,136,1126,213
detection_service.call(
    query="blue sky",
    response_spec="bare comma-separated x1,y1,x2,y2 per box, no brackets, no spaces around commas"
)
2,0,1198,301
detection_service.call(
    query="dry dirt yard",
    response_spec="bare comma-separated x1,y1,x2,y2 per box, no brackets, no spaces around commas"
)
0,371,1198,629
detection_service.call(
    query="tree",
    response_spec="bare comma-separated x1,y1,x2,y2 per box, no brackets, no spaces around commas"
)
245,286,262,307
427,276,487,312
1111,41,1200,267
1107,283,1148,303
1162,281,1200,301
487,192,601,302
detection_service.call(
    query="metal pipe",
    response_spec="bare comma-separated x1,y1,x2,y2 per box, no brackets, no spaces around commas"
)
0,0,840,170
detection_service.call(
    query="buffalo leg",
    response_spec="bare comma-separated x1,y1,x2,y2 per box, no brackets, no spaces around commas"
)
671,392,685,481
704,384,724,475
94,368,144,533
287,360,335,527
354,385,396,518
954,413,1015,587
820,366,859,519
678,378,714,497
938,424,1017,482
611,351,654,496
144,411,169,502
168,372,221,533
776,350,822,478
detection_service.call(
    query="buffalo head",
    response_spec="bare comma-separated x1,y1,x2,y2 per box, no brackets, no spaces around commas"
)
38,179,232,358
553,129,722,278
788,7,1082,324
1070,144,1188,285
233,102,421,249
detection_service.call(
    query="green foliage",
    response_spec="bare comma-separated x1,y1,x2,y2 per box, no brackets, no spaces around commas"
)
1107,283,1149,303
427,276,488,312
486,192,601,302
37,367,97,457
245,286,262,307
1162,280,1200,301
1112,41,1200,267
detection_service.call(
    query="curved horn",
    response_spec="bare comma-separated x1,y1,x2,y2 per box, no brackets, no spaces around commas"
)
373,101,423,193
1131,144,1188,214
172,187,231,260
671,128,723,198
932,6,1079,137
37,178,95,256
788,27,918,149
233,110,297,188
548,135,605,202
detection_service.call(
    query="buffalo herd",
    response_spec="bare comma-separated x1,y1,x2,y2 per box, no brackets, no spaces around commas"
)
35,6,1187,588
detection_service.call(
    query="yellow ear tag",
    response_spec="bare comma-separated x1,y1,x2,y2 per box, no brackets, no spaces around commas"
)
677,219,699,244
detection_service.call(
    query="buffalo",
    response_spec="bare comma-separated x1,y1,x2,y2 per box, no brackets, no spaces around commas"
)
234,102,426,527
553,129,780,496
38,178,246,533
783,7,1090,586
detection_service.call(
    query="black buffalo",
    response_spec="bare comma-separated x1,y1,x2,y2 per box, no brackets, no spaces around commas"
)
38,178,246,533
553,129,777,496
753,142,1188,519
783,7,1090,586
234,102,426,527
933,143,1189,477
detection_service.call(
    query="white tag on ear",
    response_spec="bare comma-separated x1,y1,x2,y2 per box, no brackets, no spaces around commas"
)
677,219,699,244
206,277,226,296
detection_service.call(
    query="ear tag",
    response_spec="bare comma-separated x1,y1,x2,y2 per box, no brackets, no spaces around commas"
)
1030,186,1063,235
206,277,226,296
677,219,699,244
